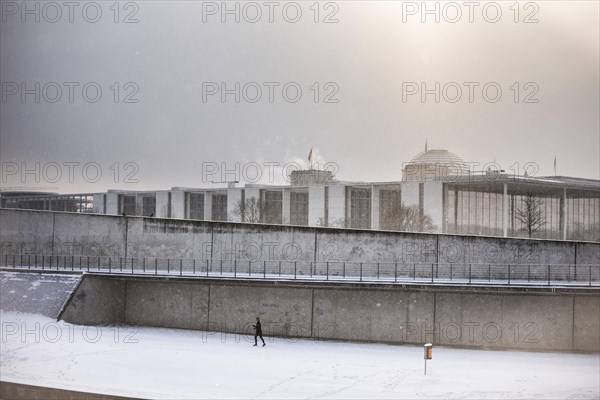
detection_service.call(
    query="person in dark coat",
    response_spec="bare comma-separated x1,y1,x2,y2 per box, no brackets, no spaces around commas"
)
253,317,266,347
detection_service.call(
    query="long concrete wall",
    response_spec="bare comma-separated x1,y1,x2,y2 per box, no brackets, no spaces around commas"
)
60,274,600,353
1,209,599,269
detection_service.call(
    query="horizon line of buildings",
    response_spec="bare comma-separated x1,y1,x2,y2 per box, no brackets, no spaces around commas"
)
1,149,599,243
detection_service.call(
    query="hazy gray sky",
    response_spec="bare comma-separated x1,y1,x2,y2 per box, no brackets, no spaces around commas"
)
1,0,598,193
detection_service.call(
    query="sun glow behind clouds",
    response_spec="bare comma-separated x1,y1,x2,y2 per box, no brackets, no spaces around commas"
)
0,1,598,192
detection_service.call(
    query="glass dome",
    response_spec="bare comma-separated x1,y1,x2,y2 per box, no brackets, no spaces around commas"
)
403,149,470,181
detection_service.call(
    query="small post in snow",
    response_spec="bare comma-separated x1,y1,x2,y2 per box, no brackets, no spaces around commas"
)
424,343,432,375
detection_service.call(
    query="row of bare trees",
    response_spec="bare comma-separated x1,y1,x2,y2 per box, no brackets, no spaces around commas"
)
233,197,263,223
233,197,438,232
378,202,437,232
315,208,436,232
233,193,548,237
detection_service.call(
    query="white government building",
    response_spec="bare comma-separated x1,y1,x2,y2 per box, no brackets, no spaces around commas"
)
2,149,599,242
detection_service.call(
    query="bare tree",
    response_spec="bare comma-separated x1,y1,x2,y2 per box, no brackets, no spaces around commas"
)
514,193,545,238
232,197,264,223
159,204,176,219
382,202,437,233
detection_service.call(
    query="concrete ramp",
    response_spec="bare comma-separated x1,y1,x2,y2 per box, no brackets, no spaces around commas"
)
0,270,82,319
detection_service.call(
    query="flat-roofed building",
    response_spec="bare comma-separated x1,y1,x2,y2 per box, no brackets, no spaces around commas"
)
2,149,598,242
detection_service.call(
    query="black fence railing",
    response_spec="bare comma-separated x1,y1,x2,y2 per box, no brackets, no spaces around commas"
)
1,254,599,287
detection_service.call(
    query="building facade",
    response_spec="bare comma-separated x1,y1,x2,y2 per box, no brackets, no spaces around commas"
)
2,150,599,242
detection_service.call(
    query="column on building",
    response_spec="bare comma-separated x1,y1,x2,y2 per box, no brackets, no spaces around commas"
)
327,185,346,227
227,187,243,222
135,194,144,216
92,194,106,214
106,192,120,215
282,188,291,225
204,193,213,221
155,191,170,218
560,187,567,240
308,185,325,226
502,183,508,237
422,181,443,233
169,190,184,219
401,182,419,207
371,185,380,230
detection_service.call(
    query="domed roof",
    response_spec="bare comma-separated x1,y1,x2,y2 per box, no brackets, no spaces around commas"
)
403,149,470,181
409,149,468,168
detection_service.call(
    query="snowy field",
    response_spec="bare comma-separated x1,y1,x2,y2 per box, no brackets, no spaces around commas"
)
1,311,599,399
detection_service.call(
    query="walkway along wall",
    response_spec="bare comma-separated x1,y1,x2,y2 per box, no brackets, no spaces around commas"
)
59,274,600,353
1,209,599,268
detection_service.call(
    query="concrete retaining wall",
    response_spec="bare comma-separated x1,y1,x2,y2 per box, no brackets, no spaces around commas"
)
125,280,209,330
1,209,599,268
64,276,127,326
60,274,600,353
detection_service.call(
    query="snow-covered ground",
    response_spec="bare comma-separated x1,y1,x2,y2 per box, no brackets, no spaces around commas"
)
1,311,598,399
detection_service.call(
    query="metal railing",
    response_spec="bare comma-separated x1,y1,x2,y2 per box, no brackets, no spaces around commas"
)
1,254,599,287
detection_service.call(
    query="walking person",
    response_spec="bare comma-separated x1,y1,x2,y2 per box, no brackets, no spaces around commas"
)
253,317,266,347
